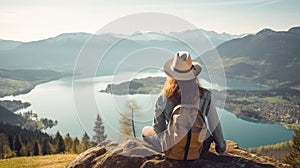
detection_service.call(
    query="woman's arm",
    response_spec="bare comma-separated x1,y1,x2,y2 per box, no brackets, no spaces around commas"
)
204,92,226,154
153,93,168,134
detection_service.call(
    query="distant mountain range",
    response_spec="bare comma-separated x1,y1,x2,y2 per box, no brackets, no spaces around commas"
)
0,27,299,88
0,29,243,72
0,39,23,51
200,27,300,88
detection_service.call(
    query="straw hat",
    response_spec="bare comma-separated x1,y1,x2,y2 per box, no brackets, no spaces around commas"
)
164,51,202,80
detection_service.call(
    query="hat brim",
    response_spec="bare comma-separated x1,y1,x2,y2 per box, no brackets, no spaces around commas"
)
163,58,202,81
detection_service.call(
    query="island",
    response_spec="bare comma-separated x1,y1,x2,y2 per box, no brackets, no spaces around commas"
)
100,76,300,130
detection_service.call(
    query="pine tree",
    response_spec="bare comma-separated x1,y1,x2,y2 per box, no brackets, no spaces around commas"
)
8,135,13,150
64,133,73,153
41,139,50,155
81,132,90,151
92,114,107,144
54,131,65,153
125,99,140,137
13,135,23,156
0,133,10,159
284,129,300,166
71,137,80,153
33,141,39,156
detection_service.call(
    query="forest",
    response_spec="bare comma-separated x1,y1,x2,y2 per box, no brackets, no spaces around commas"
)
0,114,106,159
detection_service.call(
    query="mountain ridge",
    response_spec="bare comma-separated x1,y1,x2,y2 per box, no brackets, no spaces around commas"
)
200,26,300,88
0,29,242,71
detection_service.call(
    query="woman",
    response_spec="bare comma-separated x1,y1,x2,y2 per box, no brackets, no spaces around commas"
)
142,51,230,156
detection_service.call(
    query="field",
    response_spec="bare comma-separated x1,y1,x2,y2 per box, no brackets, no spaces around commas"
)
0,154,77,168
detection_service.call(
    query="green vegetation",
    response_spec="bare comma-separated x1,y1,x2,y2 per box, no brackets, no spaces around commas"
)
92,114,107,144
101,76,164,95
0,113,106,160
284,129,300,166
0,123,97,159
0,69,68,98
0,104,58,131
0,154,77,168
222,88,300,128
18,111,58,131
262,97,288,104
0,100,30,112
0,105,26,126
201,28,300,88
248,141,291,161
0,78,33,98
280,123,300,130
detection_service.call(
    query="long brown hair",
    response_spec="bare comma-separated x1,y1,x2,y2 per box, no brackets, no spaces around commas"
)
163,77,206,105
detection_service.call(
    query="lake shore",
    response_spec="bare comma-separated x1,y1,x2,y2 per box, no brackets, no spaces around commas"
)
100,76,300,131
1,75,294,148
0,70,71,98
225,107,300,131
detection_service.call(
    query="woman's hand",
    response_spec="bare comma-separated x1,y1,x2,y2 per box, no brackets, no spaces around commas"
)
220,152,232,157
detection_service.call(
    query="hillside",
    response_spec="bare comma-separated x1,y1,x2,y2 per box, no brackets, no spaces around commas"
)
0,100,30,112
248,141,291,162
0,69,67,97
0,30,241,72
0,105,26,126
200,27,300,88
0,39,23,51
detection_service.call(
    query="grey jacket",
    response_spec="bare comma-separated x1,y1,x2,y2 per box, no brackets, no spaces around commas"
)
153,90,226,154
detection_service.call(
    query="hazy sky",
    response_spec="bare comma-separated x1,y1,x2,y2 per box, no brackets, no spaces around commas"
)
0,0,299,42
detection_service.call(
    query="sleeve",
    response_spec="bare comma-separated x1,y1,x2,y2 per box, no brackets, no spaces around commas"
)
204,92,226,154
153,92,168,134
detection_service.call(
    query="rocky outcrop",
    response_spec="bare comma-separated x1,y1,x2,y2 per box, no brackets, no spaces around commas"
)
67,138,290,168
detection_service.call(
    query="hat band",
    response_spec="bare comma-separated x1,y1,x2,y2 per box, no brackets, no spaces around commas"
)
173,65,195,73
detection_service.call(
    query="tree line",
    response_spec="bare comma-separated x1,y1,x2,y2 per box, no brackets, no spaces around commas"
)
248,141,291,161
0,113,106,159
247,128,300,167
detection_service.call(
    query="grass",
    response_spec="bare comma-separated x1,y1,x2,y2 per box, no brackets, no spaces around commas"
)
0,78,33,97
262,96,288,104
280,122,300,130
0,154,77,168
248,95,288,104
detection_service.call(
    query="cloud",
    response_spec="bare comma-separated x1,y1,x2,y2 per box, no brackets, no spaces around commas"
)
252,0,281,8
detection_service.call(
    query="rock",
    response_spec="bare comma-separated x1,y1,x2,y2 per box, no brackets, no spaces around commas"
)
67,139,291,168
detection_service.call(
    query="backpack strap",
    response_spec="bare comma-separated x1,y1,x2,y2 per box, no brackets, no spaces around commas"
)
184,129,192,161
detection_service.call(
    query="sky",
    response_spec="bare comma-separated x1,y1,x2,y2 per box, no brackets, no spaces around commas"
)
0,0,299,42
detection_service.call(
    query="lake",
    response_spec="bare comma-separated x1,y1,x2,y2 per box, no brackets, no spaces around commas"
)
1,75,293,148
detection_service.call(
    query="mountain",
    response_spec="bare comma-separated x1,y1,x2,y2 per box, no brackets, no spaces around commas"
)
170,29,244,49
200,27,300,88
0,33,91,71
0,30,241,73
0,105,26,126
0,69,67,97
0,39,23,50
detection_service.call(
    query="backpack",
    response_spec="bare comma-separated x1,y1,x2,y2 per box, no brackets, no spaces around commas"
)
162,103,207,160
